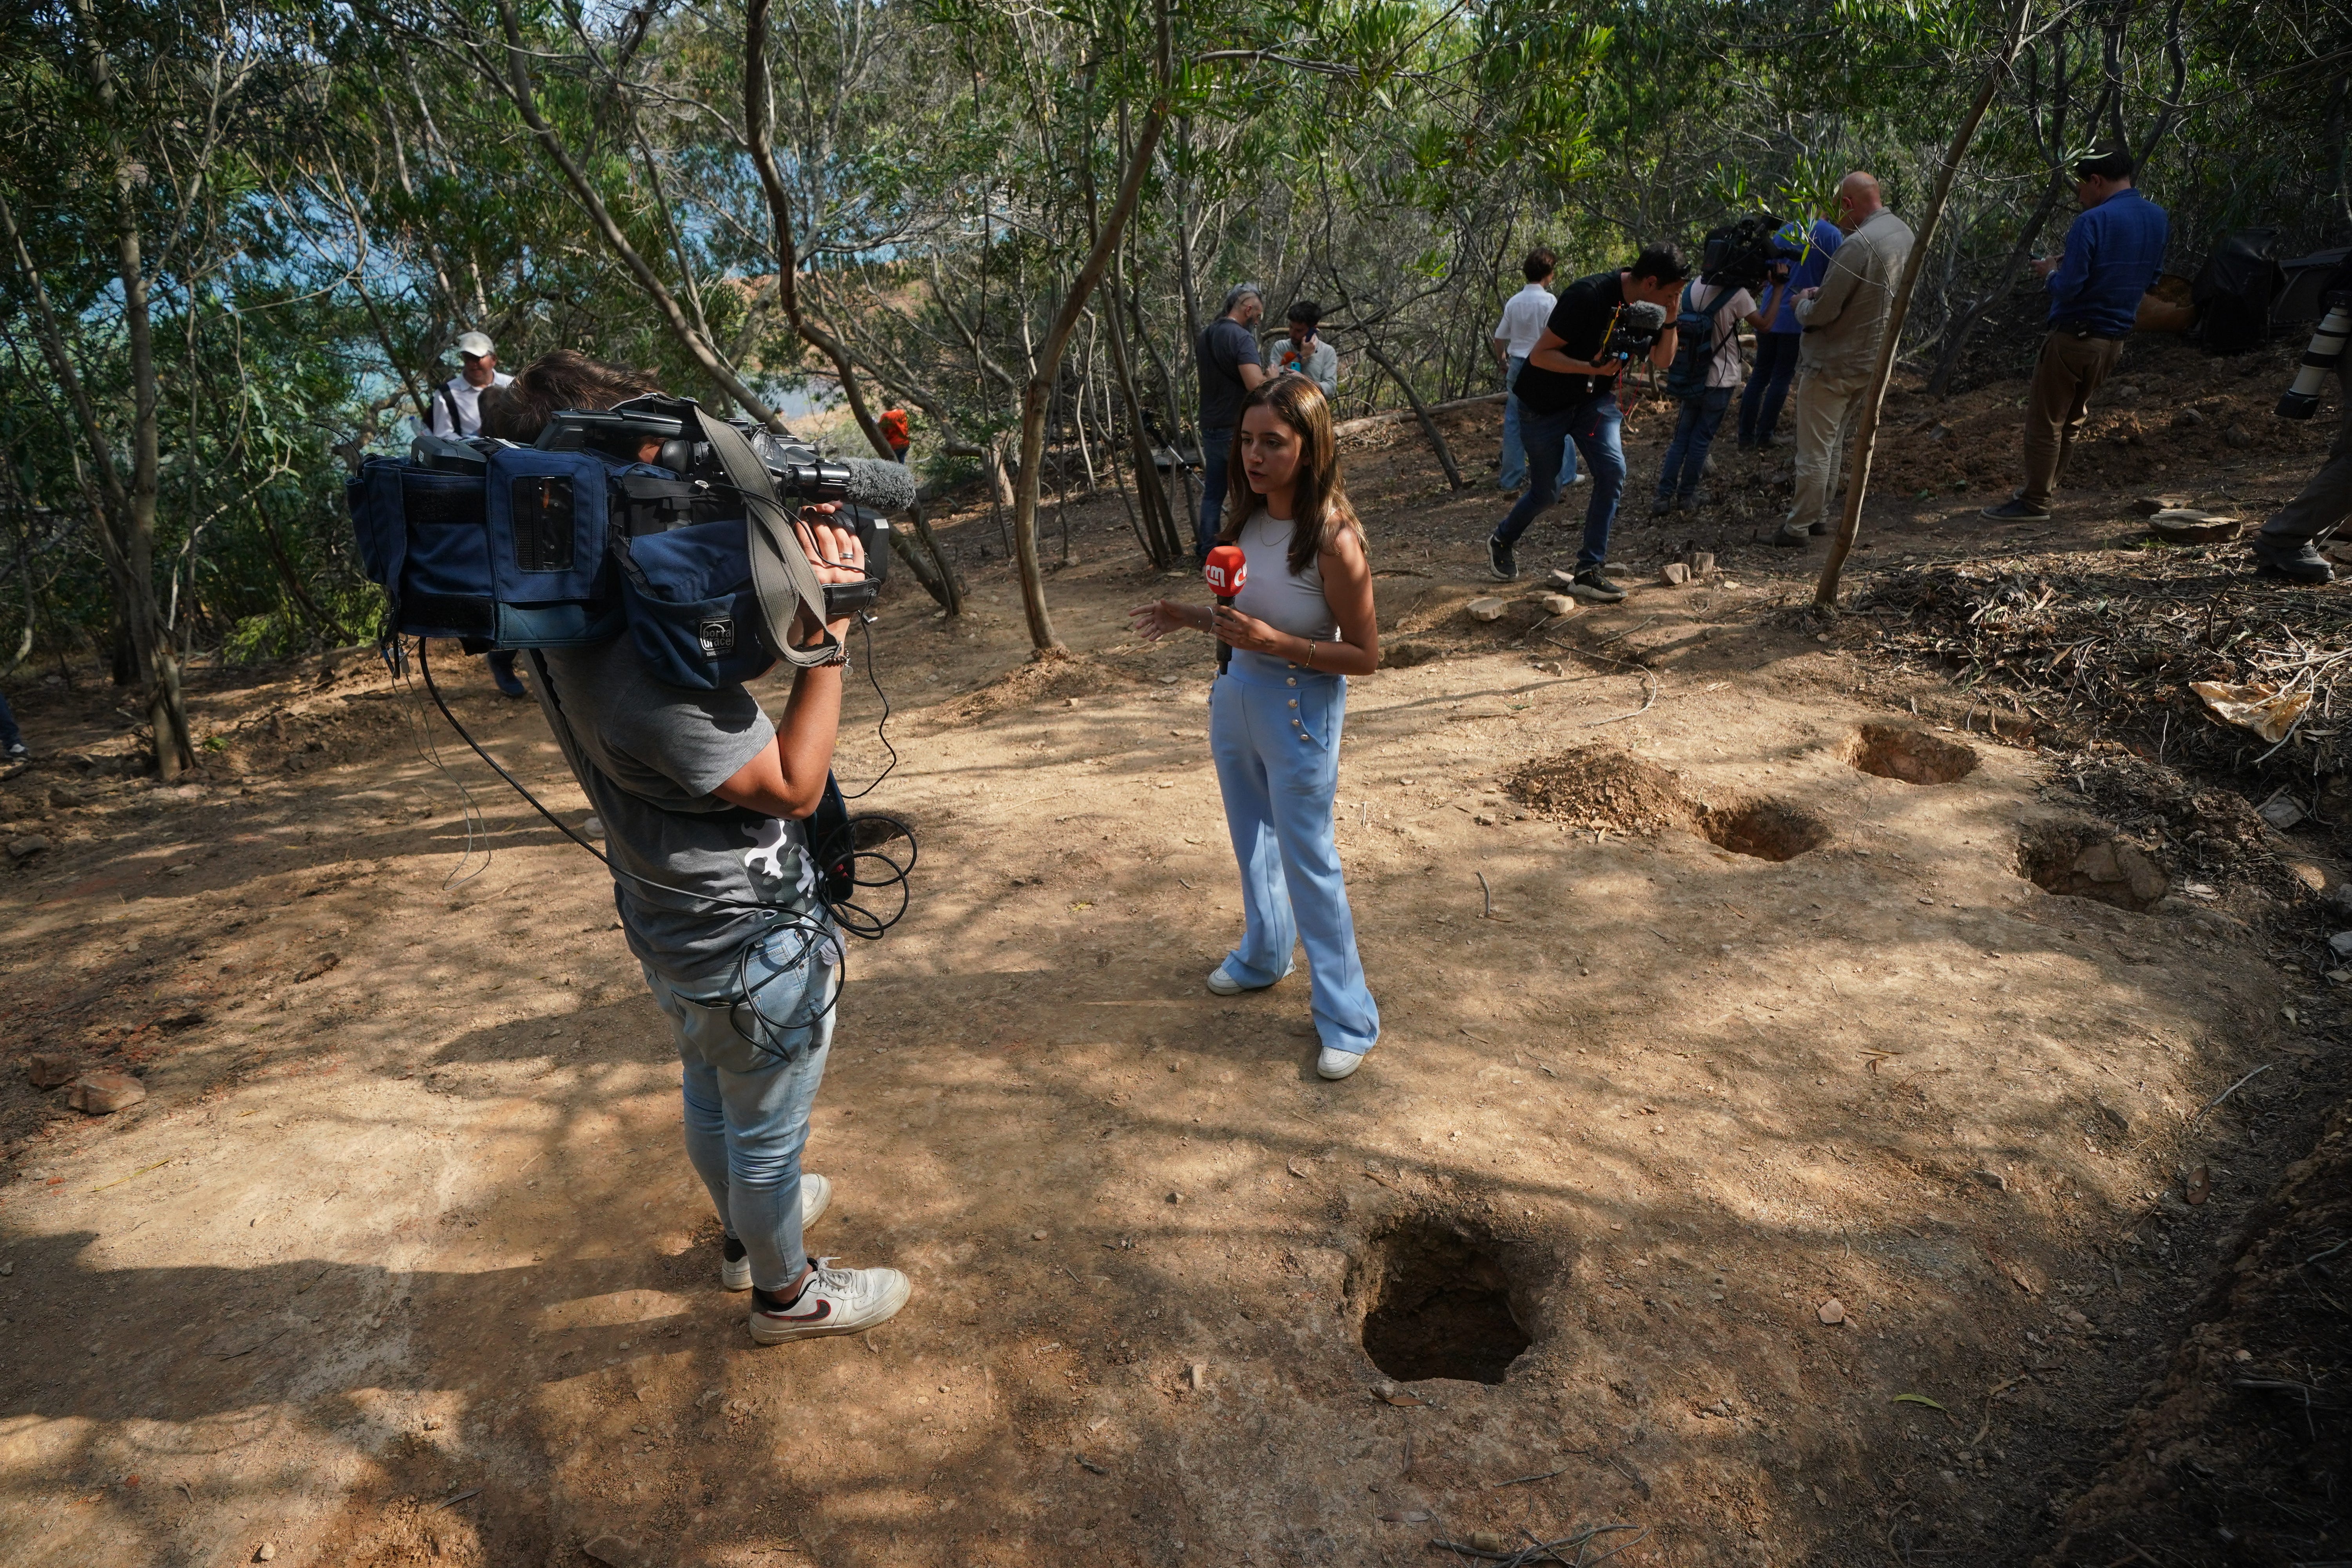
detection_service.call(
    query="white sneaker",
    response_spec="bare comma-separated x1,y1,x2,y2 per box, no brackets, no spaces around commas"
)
581,815,603,839
748,1257,911,1345
1206,963,1292,996
1317,1047,1365,1080
720,1174,832,1290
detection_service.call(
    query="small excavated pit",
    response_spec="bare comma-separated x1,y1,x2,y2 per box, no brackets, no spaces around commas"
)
1845,723,1980,785
1509,749,1829,860
2019,820,2170,911
1356,1218,1532,1385
1697,799,1831,862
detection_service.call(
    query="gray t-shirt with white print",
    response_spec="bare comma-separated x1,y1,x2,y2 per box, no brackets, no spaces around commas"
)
526,641,823,988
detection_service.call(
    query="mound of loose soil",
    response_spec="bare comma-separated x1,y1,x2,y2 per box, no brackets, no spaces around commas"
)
938,649,1143,724
1503,746,1695,834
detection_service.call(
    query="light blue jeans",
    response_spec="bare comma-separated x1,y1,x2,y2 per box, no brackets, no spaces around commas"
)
1209,656,1379,1056
642,926,838,1294
1497,356,1581,492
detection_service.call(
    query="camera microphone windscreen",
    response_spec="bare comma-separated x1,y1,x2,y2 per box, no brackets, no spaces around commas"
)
1624,301,1668,332
842,458,918,516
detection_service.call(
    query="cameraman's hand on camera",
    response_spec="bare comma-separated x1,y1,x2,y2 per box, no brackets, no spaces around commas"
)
791,502,866,647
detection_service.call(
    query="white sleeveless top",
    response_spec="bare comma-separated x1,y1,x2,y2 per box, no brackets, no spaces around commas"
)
1232,510,1338,642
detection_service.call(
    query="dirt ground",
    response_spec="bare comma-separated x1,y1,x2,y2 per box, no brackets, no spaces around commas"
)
3,332,2348,1568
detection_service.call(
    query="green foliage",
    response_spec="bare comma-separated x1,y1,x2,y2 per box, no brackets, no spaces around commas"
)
3,0,2344,673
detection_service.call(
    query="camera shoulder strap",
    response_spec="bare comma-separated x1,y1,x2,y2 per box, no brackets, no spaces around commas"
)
690,407,843,669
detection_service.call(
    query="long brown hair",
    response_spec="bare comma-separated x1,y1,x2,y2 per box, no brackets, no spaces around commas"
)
481,349,662,442
1215,371,1365,575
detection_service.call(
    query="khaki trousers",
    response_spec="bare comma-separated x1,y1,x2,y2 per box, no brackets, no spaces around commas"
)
1786,361,1871,535
2021,330,2125,508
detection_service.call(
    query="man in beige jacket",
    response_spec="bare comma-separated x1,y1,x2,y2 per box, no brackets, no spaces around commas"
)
1772,172,1916,548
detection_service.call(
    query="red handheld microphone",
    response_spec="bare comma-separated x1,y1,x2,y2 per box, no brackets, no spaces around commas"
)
1204,543,1247,671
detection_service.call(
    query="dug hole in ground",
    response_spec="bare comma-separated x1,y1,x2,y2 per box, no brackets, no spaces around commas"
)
2,336,2347,1567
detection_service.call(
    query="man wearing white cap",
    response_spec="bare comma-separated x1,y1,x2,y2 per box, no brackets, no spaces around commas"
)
427,330,513,438
429,332,526,694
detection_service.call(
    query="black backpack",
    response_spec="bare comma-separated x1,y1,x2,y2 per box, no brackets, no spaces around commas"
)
2192,228,2287,355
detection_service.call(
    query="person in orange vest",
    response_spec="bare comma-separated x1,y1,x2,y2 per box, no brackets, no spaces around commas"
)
878,407,911,461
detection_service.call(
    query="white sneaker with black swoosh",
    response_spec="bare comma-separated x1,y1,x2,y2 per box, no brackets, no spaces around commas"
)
720,1174,833,1291
749,1257,911,1345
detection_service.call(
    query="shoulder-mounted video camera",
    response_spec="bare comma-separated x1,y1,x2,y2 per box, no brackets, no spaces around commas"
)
536,397,915,618
1700,212,1787,296
1601,301,1671,364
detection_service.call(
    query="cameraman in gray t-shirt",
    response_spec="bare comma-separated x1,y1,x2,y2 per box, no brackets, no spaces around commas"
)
510,364,910,1347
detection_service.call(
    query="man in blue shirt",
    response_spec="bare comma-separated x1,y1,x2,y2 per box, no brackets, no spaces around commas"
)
1737,217,1838,449
1984,149,2169,521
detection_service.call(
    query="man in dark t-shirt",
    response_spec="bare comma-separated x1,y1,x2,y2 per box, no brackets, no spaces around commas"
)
1490,246,1690,601
1195,283,1267,560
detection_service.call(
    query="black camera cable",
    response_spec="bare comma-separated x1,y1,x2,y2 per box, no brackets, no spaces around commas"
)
408,638,920,1057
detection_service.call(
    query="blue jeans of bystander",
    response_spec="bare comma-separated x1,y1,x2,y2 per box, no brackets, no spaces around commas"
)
1738,331,1801,446
1492,392,1626,573
1657,387,1734,501
1497,356,1581,492
1196,426,1234,562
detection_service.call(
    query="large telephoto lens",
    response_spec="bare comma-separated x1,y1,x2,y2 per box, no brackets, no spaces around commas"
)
2278,303,2352,420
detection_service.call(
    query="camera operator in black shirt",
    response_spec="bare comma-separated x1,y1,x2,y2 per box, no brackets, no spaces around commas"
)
1487,245,1689,601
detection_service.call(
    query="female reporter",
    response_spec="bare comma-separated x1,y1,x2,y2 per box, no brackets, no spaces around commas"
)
1130,372,1381,1080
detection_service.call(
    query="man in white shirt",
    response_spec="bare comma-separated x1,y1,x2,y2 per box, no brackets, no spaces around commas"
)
426,330,514,438
426,330,526,696
1490,249,1583,492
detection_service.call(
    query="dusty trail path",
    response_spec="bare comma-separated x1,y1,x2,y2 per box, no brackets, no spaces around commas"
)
2,347,2345,1567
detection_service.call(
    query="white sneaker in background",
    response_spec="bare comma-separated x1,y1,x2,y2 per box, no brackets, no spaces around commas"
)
581,815,603,839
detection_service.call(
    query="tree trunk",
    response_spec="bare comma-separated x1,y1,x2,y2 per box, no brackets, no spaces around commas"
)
1007,3,1175,655
65,0,193,776
489,0,788,437
1102,283,1181,567
1926,172,2065,397
1359,339,1465,489
744,0,962,614
1816,0,2039,611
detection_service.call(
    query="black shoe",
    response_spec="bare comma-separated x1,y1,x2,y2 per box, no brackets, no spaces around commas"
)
1564,570,1627,604
2251,535,2334,584
1980,497,2051,522
487,652,527,699
1649,495,1674,517
1488,536,1519,581
1808,519,1829,536
1770,526,1812,548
